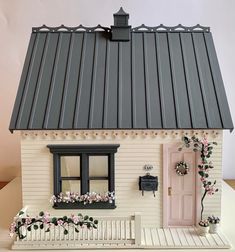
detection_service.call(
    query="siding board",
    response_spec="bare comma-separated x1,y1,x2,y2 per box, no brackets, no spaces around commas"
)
21,130,222,227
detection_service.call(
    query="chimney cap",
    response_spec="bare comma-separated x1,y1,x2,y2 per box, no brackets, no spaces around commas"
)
114,7,129,17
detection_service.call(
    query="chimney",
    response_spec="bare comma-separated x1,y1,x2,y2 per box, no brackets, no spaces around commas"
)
111,7,131,41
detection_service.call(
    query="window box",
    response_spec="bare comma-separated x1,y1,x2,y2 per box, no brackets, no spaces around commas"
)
53,202,116,209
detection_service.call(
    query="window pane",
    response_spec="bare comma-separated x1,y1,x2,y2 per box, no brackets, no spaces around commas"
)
62,180,80,194
89,156,108,177
89,180,108,193
61,156,80,177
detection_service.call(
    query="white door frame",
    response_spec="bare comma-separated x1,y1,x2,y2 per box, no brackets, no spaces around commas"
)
162,143,201,228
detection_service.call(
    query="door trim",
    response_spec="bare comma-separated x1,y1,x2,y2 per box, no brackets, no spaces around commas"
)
163,143,201,228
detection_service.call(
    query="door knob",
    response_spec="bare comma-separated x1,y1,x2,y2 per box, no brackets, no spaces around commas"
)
168,187,172,196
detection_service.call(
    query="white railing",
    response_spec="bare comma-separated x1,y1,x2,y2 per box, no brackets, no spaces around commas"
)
12,213,141,250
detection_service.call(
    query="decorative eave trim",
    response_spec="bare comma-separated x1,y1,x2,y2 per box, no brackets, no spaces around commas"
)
32,24,210,33
131,24,210,32
20,130,221,140
32,24,111,33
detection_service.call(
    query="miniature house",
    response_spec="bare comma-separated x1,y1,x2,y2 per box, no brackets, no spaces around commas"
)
9,8,233,250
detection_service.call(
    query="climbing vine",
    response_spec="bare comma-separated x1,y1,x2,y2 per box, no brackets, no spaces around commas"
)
10,211,98,240
179,135,218,220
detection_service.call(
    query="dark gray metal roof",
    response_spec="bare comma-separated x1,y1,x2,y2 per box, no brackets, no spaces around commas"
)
9,25,233,131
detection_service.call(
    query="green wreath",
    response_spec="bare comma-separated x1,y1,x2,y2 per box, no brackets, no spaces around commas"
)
175,161,189,176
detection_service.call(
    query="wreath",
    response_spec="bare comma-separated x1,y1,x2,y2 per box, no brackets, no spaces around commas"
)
175,161,189,176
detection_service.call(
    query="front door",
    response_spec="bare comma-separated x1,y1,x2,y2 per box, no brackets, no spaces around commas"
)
164,144,197,227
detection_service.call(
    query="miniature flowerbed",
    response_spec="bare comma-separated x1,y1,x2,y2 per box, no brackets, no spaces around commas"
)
10,211,98,240
50,191,116,209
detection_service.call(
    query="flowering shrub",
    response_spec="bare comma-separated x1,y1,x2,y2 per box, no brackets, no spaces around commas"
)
179,135,218,220
208,215,220,224
199,219,209,227
50,191,115,205
10,211,98,240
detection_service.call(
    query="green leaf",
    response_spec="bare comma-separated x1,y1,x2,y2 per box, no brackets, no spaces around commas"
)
51,217,57,223
64,229,68,235
94,220,98,225
27,226,31,231
39,211,44,217
21,218,26,223
84,215,89,220
33,225,38,230
68,218,72,223
75,228,79,233
78,213,83,217
40,224,44,229
18,211,24,216
89,217,93,221
63,216,68,221
93,225,97,229
198,171,204,177
213,142,218,145
87,223,91,228
19,235,25,240
45,228,50,232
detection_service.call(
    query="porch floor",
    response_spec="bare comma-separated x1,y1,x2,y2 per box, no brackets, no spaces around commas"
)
140,227,231,249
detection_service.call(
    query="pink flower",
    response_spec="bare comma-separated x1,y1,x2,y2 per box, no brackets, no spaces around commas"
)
9,222,16,237
72,216,80,224
57,220,64,226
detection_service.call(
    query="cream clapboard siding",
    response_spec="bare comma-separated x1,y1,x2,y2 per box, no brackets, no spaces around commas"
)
20,130,222,227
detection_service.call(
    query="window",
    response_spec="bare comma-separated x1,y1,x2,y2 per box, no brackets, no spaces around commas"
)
47,144,120,209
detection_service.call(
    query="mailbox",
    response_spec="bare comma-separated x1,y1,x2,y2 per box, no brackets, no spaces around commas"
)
139,174,158,196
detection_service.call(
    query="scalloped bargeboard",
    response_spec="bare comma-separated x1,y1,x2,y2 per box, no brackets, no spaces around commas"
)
32,24,210,33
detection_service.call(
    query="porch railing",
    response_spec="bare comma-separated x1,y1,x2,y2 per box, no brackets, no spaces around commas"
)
12,213,141,250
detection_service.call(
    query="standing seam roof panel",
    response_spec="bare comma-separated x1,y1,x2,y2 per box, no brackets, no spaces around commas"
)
168,33,192,128
59,33,84,129
9,33,37,130
17,33,47,129
9,29,234,131
204,33,234,129
180,33,208,128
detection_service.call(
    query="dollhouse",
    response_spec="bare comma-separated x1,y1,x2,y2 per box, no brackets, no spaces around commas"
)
9,8,233,250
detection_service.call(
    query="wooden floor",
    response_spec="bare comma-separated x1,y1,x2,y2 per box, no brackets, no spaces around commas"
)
224,179,235,190
141,227,231,249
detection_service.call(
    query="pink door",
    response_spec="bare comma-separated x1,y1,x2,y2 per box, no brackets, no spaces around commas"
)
165,145,196,226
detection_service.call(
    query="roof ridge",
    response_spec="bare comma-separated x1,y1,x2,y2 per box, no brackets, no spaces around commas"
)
32,24,210,33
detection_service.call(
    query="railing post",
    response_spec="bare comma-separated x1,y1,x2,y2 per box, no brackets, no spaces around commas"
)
134,212,141,246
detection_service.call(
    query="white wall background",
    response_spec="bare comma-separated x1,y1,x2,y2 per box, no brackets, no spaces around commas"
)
0,0,234,180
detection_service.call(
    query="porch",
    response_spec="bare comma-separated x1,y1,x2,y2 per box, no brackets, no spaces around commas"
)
12,213,231,250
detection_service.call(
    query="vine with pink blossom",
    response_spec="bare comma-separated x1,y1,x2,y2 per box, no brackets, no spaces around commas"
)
10,211,98,240
179,135,218,220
